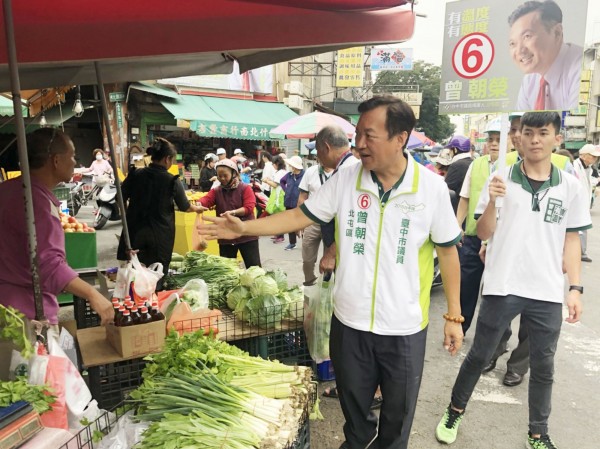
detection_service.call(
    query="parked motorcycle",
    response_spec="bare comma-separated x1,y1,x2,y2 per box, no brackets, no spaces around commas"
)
249,168,268,217
94,182,121,230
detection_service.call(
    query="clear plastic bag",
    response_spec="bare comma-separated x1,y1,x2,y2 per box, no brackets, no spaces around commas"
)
304,274,335,363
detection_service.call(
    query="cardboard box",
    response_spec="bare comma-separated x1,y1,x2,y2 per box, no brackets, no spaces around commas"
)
105,320,166,358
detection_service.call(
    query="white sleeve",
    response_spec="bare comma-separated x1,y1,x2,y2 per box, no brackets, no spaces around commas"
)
459,163,474,198
298,167,312,192
273,170,285,183
301,169,341,224
475,177,492,217
566,178,593,231
430,180,462,246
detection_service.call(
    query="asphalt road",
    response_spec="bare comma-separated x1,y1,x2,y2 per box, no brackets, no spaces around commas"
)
77,204,600,449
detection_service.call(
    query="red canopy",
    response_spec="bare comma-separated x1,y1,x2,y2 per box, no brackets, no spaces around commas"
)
0,0,415,90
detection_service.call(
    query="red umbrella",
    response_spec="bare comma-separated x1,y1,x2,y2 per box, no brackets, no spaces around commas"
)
0,0,416,90
406,130,435,150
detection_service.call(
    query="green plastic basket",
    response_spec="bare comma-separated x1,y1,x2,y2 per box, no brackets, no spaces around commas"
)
53,186,71,201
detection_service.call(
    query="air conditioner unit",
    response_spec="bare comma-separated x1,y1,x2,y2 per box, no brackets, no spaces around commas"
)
283,83,290,93
288,94,303,110
289,80,304,96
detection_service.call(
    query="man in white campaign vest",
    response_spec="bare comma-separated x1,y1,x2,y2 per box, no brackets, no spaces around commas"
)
199,95,463,449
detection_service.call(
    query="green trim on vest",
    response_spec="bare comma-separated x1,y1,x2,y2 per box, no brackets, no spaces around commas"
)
465,155,491,236
505,150,568,170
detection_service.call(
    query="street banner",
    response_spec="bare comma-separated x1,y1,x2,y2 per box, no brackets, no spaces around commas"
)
371,48,414,71
439,0,588,114
336,47,365,87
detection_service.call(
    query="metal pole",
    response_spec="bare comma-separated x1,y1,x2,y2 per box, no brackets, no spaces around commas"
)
94,62,132,252
3,0,46,322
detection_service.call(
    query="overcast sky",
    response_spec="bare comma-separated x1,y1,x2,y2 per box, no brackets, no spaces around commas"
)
410,0,600,65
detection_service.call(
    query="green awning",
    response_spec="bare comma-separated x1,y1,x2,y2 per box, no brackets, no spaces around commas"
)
564,141,587,150
159,95,298,140
128,82,180,99
0,95,28,117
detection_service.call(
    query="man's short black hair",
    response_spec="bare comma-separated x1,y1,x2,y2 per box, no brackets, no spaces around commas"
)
521,111,562,134
358,95,416,147
508,1,562,31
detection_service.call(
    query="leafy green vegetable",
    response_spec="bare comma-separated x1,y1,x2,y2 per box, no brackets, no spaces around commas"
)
266,269,288,291
239,266,266,287
244,294,285,328
249,275,278,298
0,305,33,358
0,377,55,414
226,285,250,311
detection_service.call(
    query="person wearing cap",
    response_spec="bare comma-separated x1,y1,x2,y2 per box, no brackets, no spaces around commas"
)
573,143,600,262
196,158,261,268
436,111,590,449
434,148,453,177
216,147,227,160
199,153,217,192
444,135,474,212
455,120,502,339
279,155,305,250
199,96,463,449
233,148,244,156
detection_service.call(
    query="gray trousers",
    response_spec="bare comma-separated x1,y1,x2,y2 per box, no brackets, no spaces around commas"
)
491,315,530,375
301,224,322,286
451,295,562,436
330,315,427,449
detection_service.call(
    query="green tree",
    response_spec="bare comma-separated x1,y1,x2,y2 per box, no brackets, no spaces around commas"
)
372,61,455,143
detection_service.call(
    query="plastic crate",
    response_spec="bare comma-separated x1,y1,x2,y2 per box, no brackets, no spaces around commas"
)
291,416,310,449
74,296,101,329
53,186,71,201
86,357,147,410
65,232,98,270
317,360,335,381
231,329,313,366
58,404,126,449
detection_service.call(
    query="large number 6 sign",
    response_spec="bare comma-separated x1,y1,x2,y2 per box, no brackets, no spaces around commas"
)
452,33,494,79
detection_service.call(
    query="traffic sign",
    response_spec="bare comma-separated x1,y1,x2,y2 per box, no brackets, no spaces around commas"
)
109,92,125,102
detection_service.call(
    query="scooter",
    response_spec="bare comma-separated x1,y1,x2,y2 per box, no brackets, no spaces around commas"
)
94,183,121,229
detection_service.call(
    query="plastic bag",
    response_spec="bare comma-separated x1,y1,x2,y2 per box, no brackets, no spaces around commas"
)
96,410,149,449
305,274,335,363
130,254,163,300
113,264,133,299
192,214,208,251
265,186,285,215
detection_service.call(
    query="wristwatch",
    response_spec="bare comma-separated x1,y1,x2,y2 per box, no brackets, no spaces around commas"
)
569,285,584,294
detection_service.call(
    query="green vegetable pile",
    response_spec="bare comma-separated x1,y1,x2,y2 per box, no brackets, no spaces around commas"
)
0,377,55,414
130,331,318,449
0,305,34,358
163,251,241,308
227,268,304,328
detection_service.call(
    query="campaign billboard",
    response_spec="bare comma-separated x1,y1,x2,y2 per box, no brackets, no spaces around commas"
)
439,0,588,114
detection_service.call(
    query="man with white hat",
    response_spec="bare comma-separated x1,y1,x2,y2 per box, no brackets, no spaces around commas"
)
280,155,305,250
574,143,600,262
216,147,227,160
233,148,244,156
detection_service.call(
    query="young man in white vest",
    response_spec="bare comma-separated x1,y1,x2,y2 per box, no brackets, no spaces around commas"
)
200,95,464,449
436,111,591,449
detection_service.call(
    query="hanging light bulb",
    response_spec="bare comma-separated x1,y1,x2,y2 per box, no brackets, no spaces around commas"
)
39,112,47,127
73,85,84,117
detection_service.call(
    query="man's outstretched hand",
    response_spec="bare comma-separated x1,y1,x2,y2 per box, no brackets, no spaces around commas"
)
198,214,244,240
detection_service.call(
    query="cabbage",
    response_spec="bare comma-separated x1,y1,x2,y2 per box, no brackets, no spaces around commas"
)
266,269,288,291
226,285,250,310
245,294,285,328
249,275,279,297
239,266,266,287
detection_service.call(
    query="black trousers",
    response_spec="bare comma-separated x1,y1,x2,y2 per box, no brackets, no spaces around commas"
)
458,235,484,335
330,315,427,449
219,239,261,268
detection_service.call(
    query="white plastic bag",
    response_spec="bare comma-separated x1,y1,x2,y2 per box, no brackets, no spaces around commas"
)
130,254,163,299
304,274,335,363
113,265,132,299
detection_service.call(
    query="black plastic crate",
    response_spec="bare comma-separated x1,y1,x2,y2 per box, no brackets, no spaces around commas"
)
86,357,147,410
74,295,101,329
231,329,313,366
58,405,126,449
292,416,310,449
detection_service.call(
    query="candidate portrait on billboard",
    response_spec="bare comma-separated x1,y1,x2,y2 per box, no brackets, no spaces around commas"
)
439,0,587,114
509,0,583,111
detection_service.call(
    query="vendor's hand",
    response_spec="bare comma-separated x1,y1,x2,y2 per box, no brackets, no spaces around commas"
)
88,291,114,326
443,321,463,356
489,176,506,202
192,205,209,213
126,248,139,260
565,291,582,323
479,244,487,264
319,243,337,274
210,176,217,182
199,214,244,240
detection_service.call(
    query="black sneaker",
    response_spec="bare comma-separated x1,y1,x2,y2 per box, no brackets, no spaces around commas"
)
527,432,558,449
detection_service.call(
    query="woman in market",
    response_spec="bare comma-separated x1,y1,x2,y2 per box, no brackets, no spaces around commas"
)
196,159,261,268
81,148,114,181
0,129,114,376
199,153,217,192
279,156,305,251
263,155,288,243
117,138,204,288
